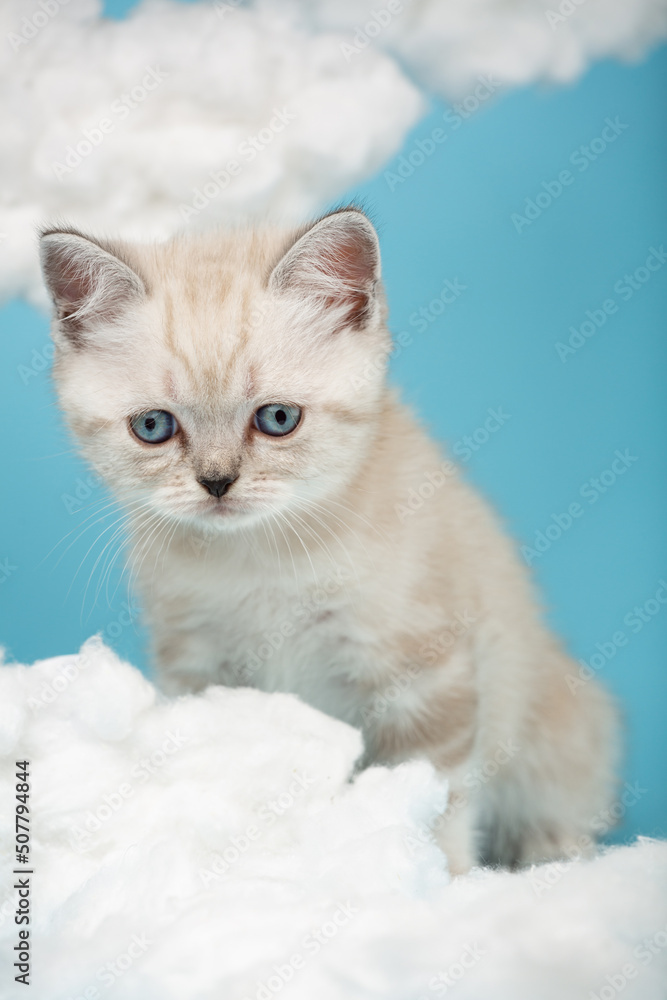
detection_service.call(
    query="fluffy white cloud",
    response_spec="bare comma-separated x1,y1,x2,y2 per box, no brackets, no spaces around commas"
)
1,0,665,307
291,0,667,97
0,0,423,307
1,639,666,999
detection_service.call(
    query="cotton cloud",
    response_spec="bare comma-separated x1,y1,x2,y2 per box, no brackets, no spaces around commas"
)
1,639,666,999
0,0,423,307
1,0,666,308
291,0,667,97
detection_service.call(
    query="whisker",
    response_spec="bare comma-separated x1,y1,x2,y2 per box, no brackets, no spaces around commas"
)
309,494,388,542
259,515,283,585
77,502,157,622
128,511,174,595
285,508,338,579
275,508,318,586
42,497,124,568
268,511,298,589
97,502,158,609
70,509,135,613
92,503,156,613
43,492,156,570
293,495,381,573
150,513,181,584
118,509,163,607
88,519,135,615
288,497,369,581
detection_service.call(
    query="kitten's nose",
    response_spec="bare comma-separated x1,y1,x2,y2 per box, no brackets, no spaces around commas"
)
198,475,238,498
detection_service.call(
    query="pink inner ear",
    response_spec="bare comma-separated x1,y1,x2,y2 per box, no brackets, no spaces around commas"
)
275,214,379,329
315,229,375,322
316,227,376,286
41,233,145,341
48,251,98,318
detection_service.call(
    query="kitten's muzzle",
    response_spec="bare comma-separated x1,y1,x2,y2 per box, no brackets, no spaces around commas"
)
198,475,238,498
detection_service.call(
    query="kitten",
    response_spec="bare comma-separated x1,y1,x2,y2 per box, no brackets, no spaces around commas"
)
39,209,618,874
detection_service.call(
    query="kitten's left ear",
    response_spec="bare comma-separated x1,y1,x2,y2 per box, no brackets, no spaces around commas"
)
39,228,146,346
269,209,381,330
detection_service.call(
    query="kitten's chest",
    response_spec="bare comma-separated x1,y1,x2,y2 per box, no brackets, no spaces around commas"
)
152,544,380,724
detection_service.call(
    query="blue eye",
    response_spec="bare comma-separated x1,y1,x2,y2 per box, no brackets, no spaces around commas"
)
130,410,178,444
254,404,301,437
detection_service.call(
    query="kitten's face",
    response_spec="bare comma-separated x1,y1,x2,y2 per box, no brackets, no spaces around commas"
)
40,211,391,534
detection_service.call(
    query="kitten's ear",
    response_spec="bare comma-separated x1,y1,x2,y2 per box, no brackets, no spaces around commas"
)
39,229,146,345
269,209,381,329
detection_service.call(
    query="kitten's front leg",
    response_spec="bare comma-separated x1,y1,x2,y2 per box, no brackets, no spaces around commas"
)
432,781,479,876
150,623,231,695
362,656,481,875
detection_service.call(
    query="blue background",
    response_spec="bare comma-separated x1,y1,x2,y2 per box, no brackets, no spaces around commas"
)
1,0,665,844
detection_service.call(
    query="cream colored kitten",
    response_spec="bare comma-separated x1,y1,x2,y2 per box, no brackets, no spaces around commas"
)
39,209,618,873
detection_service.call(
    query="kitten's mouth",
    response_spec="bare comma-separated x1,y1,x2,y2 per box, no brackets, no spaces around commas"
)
177,489,285,528
197,496,269,522
201,498,243,517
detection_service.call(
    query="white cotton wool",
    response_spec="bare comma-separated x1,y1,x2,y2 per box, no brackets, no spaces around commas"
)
0,0,424,308
1,640,667,1000
5,0,666,311
287,0,667,99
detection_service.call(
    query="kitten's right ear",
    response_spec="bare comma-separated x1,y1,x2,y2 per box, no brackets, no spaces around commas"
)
39,229,146,346
268,209,381,331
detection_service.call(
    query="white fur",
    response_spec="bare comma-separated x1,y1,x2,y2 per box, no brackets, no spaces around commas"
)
40,215,618,874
